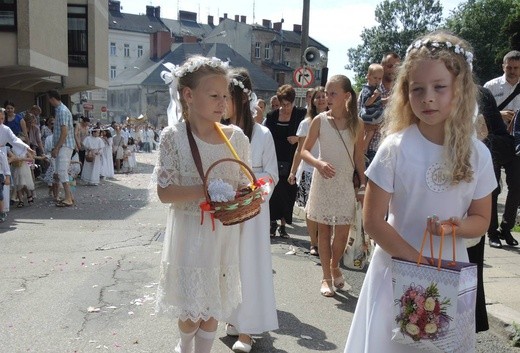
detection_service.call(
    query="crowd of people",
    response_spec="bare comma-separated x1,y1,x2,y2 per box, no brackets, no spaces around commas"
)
0,91,162,222
152,29,520,353
2,27,519,353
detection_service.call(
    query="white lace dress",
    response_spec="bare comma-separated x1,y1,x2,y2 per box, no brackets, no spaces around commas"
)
153,122,251,322
305,113,356,225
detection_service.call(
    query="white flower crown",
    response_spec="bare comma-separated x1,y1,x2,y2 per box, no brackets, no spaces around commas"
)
231,77,258,116
406,39,474,66
160,57,229,126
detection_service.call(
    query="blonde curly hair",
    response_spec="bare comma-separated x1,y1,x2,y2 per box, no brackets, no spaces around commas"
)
383,31,477,184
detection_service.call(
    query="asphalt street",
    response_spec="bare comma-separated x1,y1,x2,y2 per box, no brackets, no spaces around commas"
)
0,151,518,353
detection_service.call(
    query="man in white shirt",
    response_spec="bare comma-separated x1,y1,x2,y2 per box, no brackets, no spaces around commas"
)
483,50,520,249
484,50,520,126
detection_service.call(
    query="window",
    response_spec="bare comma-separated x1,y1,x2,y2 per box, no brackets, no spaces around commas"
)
315,69,321,80
254,42,260,58
68,5,88,67
110,66,117,79
110,42,116,56
284,61,290,67
137,45,143,57
264,43,270,60
0,0,16,31
124,43,130,57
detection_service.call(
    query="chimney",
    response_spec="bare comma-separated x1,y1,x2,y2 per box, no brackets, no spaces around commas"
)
108,0,121,13
208,15,214,26
224,13,228,19
154,6,161,19
183,36,198,43
293,24,302,32
219,17,224,24
262,19,271,28
273,22,282,31
150,31,172,60
240,15,246,23
146,5,154,17
235,15,239,22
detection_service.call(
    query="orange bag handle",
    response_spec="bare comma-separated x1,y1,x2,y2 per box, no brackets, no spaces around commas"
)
417,223,457,270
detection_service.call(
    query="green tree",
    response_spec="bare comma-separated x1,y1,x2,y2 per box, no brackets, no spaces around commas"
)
346,0,443,81
444,0,519,84
503,5,520,50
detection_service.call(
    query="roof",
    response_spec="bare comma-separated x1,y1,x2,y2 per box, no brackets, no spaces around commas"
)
109,10,169,34
262,61,293,72
252,25,328,52
139,43,279,92
162,18,214,38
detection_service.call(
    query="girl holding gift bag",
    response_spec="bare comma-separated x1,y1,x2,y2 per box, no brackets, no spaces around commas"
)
153,56,251,353
344,31,497,353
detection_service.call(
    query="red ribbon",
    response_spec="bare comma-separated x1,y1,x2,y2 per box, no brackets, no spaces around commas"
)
199,202,215,231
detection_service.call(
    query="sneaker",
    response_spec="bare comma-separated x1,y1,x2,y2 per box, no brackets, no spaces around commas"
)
488,234,503,249
0,212,6,223
498,228,519,246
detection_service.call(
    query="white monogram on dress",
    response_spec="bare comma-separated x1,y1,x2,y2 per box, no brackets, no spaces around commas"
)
426,162,450,193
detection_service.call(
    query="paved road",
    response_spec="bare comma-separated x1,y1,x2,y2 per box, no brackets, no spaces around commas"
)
0,151,518,352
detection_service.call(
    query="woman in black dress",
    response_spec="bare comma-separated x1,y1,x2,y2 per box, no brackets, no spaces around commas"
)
265,84,306,237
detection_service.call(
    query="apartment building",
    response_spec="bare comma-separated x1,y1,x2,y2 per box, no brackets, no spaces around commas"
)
0,0,108,115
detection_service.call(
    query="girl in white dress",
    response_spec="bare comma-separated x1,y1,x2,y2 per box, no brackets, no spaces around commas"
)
223,68,279,352
344,32,497,353
100,129,114,179
81,129,104,185
153,56,251,353
301,76,366,297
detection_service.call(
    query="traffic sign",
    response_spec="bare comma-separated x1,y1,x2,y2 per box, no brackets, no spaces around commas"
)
83,103,93,110
293,66,315,88
101,106,107,112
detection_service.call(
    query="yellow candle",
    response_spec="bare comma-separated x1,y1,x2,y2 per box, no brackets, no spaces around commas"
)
214,122,254,184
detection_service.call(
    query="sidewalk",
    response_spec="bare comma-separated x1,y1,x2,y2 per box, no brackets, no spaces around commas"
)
293,192,520,342
486,191,520,340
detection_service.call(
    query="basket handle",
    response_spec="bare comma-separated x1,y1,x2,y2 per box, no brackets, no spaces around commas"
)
202,158,258,203
417,223,457,270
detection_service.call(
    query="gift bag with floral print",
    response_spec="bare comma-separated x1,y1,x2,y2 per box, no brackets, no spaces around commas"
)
391,227,477,353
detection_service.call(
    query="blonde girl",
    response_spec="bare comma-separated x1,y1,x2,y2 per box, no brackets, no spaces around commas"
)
153,56,250,353
344,31,497,353
289,86,328,256
301,75,366,297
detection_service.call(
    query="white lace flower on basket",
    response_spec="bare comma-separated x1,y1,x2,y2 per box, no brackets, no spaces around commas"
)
208,179,236,202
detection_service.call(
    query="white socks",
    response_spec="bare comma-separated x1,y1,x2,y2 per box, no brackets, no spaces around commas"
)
193,328,217,353
175,328,197,353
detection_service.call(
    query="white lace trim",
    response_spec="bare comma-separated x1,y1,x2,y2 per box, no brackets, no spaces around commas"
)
155,263,242,322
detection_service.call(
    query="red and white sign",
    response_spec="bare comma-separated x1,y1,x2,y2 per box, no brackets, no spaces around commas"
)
293,66,315,88
101,106,107,112
83,103,93,110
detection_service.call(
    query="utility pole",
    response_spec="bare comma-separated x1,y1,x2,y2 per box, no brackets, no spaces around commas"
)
300,0,310,67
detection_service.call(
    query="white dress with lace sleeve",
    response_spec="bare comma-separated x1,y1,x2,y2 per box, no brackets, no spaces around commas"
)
153,122,251,322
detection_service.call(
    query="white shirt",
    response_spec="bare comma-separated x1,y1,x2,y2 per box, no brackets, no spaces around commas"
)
483,74,520,111
296,118,320,173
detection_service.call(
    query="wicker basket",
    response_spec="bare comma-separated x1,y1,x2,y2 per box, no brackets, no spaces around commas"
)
203,158,263,226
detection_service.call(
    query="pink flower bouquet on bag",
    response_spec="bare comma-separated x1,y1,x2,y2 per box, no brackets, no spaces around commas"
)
395,282,452,341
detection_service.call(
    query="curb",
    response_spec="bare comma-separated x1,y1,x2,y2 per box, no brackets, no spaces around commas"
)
487,303,519,343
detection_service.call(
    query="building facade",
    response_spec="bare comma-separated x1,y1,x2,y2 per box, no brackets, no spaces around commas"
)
0,0,108,115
